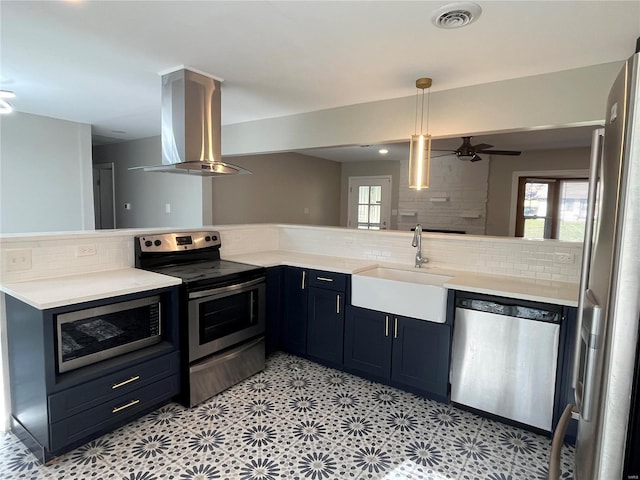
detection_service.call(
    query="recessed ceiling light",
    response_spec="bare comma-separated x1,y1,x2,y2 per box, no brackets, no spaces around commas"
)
432,2,482,29
379,148,389,155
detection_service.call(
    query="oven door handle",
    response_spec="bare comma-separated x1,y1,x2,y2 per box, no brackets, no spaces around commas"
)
188,277,265,299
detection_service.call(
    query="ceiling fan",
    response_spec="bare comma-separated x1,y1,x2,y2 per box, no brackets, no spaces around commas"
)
434,136,522,162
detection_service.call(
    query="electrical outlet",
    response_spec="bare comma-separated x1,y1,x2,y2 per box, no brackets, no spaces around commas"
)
5,249,32,272
76,245,97,257
555,252,574,264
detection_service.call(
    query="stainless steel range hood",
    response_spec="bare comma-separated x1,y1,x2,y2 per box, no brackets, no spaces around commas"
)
132,68,250,176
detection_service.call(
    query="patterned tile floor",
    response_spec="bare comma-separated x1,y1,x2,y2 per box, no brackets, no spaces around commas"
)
0,352,575,479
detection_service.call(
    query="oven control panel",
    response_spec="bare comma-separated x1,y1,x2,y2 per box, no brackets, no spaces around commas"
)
136,231,221,253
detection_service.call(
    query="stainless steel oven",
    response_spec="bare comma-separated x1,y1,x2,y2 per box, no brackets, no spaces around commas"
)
188,277,265,362
135,231,267,407
56,295,162,373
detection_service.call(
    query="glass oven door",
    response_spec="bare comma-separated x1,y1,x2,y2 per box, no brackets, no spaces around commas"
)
188,277,265,362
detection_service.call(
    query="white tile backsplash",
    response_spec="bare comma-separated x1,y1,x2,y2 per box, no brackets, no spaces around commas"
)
0,224,582,284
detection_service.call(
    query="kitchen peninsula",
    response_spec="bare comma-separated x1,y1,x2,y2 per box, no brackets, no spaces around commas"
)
0,223,581,462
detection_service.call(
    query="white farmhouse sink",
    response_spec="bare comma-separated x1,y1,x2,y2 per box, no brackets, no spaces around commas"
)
351,268,452,323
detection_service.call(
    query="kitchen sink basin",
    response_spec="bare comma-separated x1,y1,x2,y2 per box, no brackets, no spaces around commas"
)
351,267,452,323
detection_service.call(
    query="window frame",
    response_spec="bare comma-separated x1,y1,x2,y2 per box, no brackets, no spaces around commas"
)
515,176,588,239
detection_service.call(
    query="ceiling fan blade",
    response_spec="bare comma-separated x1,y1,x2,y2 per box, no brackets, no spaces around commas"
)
470,154,482,162
477,149,521,156
431,152,457,158
471,143,493,150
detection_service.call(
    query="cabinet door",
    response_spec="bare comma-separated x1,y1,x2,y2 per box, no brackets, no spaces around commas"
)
344,306,392,381
265,267,283,355
307,287,344,366
391,316,450,401
281,267,308,355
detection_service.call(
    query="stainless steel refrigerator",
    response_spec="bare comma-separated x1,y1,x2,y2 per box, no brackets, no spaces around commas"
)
551,39,640,479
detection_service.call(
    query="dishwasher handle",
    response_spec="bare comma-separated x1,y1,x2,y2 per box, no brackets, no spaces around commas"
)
455,297,561,323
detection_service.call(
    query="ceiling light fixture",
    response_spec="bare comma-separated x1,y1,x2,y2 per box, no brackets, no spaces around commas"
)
378,148,389,155
431,2,482,29
0,90,16,114
408,78,432,190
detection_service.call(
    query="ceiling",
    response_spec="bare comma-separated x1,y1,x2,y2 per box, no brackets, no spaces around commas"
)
296,125,597,162
1,1,639,152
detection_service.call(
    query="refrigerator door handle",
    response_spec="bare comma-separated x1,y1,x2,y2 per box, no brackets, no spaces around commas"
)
576,289,603,422
572,127,605,392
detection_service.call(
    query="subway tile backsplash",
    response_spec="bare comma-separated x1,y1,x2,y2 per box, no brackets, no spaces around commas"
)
0,224,581,284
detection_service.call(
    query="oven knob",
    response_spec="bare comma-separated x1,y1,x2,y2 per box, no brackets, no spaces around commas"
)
212,235,218,241
144,240,152,247
154,240,162,247
205,236,211,242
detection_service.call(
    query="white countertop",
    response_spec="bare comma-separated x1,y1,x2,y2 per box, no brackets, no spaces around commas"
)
227,251,579,307
225,250,377,275
0,251,579,310
443,272,578,307
0,268,182,310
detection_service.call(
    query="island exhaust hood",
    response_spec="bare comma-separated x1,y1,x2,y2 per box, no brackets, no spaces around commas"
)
131,67,251,176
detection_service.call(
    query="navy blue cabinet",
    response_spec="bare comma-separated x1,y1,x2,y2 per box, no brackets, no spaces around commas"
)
343,307,392,379
266,267,283,355
553,306,578,445
281,266,308,355
345,305,451,402
392,315,450,401
5,287,180,464
306,270,347,367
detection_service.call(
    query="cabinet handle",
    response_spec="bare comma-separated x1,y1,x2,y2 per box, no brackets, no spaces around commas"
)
336,295,341,314
394,317,398,339
317,277,334,282
301,271,306,290
385,315,389,337
112,399,140,414
112,375,140,390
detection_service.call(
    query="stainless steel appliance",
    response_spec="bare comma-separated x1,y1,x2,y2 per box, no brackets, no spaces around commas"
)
135,231,266,407
550,39,640,479
56,295,162,373
450,293,562,431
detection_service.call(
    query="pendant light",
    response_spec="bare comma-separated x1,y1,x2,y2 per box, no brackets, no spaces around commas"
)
0,90,15,114
408,78,432,190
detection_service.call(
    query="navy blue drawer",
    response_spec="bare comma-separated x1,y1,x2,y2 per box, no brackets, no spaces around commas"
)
48,351,179,422
308,270,347,292
49,374,179,451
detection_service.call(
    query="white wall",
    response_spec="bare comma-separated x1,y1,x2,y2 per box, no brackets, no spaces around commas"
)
222,62,621,156
93,137,211,229
0,112,94,233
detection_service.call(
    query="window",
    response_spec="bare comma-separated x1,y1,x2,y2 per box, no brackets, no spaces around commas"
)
516,177,588,241
357,185,382,229
347,176,391,230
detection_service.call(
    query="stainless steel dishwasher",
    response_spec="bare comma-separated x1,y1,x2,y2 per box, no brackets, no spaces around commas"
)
450,293,562,431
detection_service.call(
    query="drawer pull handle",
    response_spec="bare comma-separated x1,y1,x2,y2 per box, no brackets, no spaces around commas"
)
112,375,140,390
317,277,334,282
112,399,140,414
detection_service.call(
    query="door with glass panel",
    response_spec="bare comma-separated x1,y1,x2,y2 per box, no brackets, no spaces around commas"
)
347,176,391,230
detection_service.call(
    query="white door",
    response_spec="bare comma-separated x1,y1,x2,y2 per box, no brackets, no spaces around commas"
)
347,176,392,230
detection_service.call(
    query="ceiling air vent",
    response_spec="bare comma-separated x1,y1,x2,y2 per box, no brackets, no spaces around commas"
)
431,2,482,29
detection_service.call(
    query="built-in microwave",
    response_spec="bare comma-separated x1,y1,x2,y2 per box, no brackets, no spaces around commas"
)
56,295,162,373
